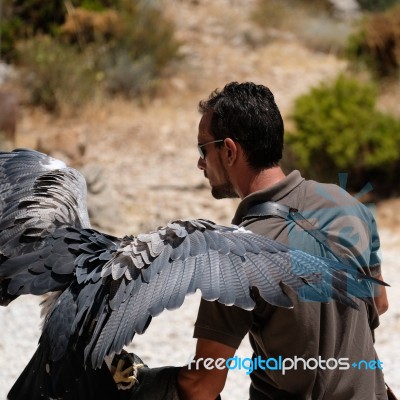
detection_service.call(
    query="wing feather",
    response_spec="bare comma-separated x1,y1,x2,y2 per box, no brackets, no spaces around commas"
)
198,250,220,300
225,253,254,309
216,256,237,306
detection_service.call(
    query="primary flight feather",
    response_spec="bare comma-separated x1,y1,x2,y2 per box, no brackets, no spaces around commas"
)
0,148,382,399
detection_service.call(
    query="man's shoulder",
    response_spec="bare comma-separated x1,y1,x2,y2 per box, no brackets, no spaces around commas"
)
301,177,371,216
281,172,358,210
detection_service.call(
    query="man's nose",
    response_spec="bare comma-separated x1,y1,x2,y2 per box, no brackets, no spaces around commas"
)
197,157,206,170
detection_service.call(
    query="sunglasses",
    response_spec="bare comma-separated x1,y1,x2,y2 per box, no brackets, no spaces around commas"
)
197,139,224,159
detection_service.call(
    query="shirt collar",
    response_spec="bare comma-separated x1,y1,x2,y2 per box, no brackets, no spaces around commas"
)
232,170,304,225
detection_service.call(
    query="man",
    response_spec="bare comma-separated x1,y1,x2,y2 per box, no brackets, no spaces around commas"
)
176,81,388,399
119,81,389,399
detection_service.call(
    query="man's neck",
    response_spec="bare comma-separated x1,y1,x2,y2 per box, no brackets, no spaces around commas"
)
238,166,286,199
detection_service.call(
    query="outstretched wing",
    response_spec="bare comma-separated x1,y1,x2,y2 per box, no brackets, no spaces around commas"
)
0,148,382,374
41,220,379,370
0,148,90,303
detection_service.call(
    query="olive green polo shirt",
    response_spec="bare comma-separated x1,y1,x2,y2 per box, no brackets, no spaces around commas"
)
194,171,386,399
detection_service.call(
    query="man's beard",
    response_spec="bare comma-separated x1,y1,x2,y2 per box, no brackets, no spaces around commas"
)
211,183,239,199
207,157,239,199
210,173,239,199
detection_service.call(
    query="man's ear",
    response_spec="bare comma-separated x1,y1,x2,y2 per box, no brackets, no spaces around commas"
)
223,138,238,166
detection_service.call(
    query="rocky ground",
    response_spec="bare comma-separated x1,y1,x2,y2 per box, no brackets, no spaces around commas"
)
0,0,399,398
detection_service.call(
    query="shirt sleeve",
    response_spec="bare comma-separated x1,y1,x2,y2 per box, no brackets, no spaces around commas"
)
193,299,253,349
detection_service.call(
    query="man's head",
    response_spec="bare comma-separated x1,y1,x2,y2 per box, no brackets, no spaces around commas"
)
198,82,284,170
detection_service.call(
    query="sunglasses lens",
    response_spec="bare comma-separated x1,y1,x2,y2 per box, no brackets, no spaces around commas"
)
197,139,223,159
198,146,205,159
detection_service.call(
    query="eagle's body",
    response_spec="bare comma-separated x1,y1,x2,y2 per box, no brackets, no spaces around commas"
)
0,149,381,399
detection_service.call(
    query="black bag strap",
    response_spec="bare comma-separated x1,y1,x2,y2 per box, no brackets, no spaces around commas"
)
244,201,291,220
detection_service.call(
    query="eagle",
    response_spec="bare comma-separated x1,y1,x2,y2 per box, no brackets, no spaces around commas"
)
0,148,382,399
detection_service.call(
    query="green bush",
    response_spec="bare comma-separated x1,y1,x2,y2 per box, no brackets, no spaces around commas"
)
285,75,400,196
0,0,21,61
1,0,62,60
118,2,180,76
76,0,117,11
7,0,114,35
0,19,22,62
59,8,122,46
16,36,98,112
356,0,400,12
11,0,66,34
102,53,156,98
60,3,180,100
10,1,180,110
346,5,400,79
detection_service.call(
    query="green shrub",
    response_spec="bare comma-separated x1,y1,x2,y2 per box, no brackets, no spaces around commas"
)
76,0,117,11
346,5,400,79
5,0,114,39
16,36,98,112
0,0,21,61
285,74,400,196
102,53,156,98
10,1,180,110
60,2,180,74
356,0,400,12
59,8,122,46
119,2,180,75
12,0,66,34
0,19,22,62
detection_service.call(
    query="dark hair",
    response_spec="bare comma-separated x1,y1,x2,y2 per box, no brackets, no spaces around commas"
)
198,82,284,170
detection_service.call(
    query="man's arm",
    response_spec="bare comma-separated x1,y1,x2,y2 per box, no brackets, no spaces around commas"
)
375,273,389,315
177,338,236,400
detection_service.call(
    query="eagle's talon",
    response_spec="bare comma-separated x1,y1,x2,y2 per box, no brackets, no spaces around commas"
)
113,359,135,383
113,359,146,390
